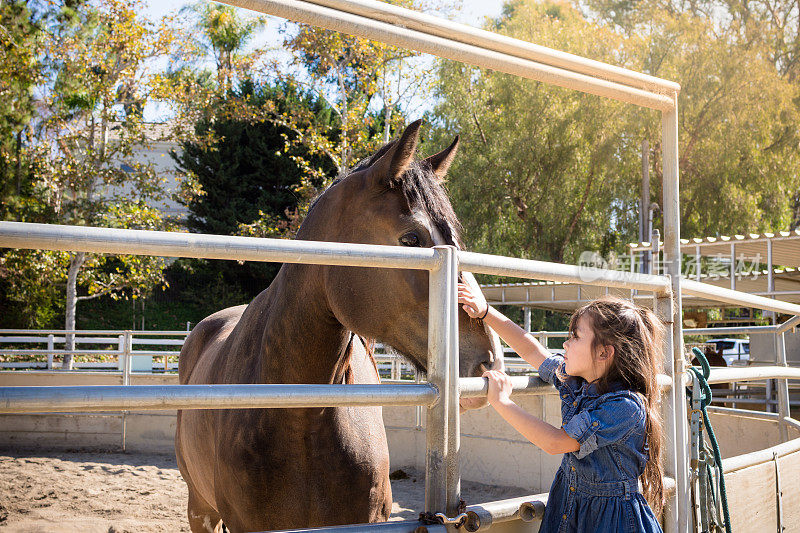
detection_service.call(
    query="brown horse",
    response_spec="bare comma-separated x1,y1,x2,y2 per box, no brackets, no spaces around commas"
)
175,120,501,533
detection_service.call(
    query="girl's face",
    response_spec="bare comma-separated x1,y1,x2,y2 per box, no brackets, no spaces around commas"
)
562,315,604,382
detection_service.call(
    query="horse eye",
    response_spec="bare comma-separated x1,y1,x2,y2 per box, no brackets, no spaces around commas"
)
400,233,420,247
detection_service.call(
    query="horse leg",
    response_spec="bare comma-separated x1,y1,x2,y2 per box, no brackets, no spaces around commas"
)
187,487,224,533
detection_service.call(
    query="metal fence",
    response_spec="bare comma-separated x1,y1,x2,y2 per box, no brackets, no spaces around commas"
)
2,1,800,531
2,222,799,532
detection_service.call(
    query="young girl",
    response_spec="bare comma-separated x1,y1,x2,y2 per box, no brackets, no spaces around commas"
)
458,285,664,533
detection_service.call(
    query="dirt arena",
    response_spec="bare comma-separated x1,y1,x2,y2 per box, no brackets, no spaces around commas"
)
0,448,529,532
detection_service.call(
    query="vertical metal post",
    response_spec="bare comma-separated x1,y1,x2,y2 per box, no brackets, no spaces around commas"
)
695,245,701,282
766,378,773,413
122,331,132,386
776,331,790,441
657,293,682,532
730,243,735,291
641,139,651,275
767,239,775,324
662,97,690,533
523,306,531,333
630,248,636,301
425,246,455,515
121,330,132,451
47,334,54,370
652,229,661,277
415,371,423,431
445,245,461,517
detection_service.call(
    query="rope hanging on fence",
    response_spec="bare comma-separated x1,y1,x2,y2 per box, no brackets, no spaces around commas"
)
689,347,732,533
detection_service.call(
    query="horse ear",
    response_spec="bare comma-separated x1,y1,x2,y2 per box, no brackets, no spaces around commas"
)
367,119,422,185
423,135,459,180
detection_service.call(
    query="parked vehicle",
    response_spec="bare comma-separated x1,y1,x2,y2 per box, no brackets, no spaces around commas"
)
707,338,750,366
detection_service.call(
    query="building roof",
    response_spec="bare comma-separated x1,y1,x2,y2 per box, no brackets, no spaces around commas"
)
479,229,800,313
628,229,800,268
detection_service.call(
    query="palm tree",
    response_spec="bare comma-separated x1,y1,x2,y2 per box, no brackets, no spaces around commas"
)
182,2,265,94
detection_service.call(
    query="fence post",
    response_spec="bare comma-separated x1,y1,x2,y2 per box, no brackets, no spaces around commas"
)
445,245,461,518
121,330,132,452
766,379,773,413
776,331,790,442
657,292,686,533
122,331,132,386
47,334,54,370
425,245,459,516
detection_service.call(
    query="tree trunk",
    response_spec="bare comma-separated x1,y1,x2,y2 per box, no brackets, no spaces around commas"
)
62,252,86,370
337,67,350,174
382,66,392,144
15,130,22,195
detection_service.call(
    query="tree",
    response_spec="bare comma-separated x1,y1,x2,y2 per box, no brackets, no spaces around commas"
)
281,0,449,175
0,0,179,368
179,2,266,95
169,81,338,296
579,0,800,237
0,1,43,219
433,1,645,264
434,0,800,276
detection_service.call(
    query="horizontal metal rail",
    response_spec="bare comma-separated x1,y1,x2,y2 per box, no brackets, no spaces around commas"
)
219,0,676,111
459,376,552,398
701,366,800,385
0,329,190,336
461,374,673,397
0,222,439,270
682,279,800,316
298,0,680,94
464,494,548,531
684,325,776,336
457,251,671,293
260,519,447,533
0,384,438,413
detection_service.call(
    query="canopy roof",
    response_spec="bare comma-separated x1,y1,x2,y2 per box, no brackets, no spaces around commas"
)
480,230,800,313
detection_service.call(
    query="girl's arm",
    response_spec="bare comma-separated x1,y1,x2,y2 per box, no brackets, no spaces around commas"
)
484,370,579,455
458,283,552,369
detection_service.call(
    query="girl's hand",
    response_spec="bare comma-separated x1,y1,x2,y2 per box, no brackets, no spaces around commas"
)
458,283,488,319
482,369,512,406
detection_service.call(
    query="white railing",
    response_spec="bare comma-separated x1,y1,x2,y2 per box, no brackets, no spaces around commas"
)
0,330,187,371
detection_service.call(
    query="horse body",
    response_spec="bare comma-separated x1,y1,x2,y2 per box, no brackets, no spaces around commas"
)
176,121,499,532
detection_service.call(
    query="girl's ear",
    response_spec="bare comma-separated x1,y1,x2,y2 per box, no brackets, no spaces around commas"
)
599,345,615,360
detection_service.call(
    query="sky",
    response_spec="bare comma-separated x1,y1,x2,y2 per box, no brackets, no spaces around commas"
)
142,0,505,57
144,1,505,30
141,1,506,121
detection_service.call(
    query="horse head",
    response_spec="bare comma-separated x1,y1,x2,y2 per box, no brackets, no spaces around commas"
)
297,120,503,408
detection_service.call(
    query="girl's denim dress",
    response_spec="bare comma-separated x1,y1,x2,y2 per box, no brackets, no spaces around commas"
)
537,355,663,533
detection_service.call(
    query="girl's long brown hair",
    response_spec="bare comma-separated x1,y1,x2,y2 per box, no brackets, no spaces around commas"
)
567,296,666,515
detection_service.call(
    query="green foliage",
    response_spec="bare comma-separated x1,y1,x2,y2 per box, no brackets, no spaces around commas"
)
76,258,251,330
174,81,338,236
435,0,800,277
0,0,179,337
170,81,339,296
434,1,647,264
579,0,800,237
0,1,44,220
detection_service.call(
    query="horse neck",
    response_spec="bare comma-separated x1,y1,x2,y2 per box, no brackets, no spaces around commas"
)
254,263,351,385
246,187,355,384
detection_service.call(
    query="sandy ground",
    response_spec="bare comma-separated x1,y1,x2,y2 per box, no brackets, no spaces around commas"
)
0,448,529,532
